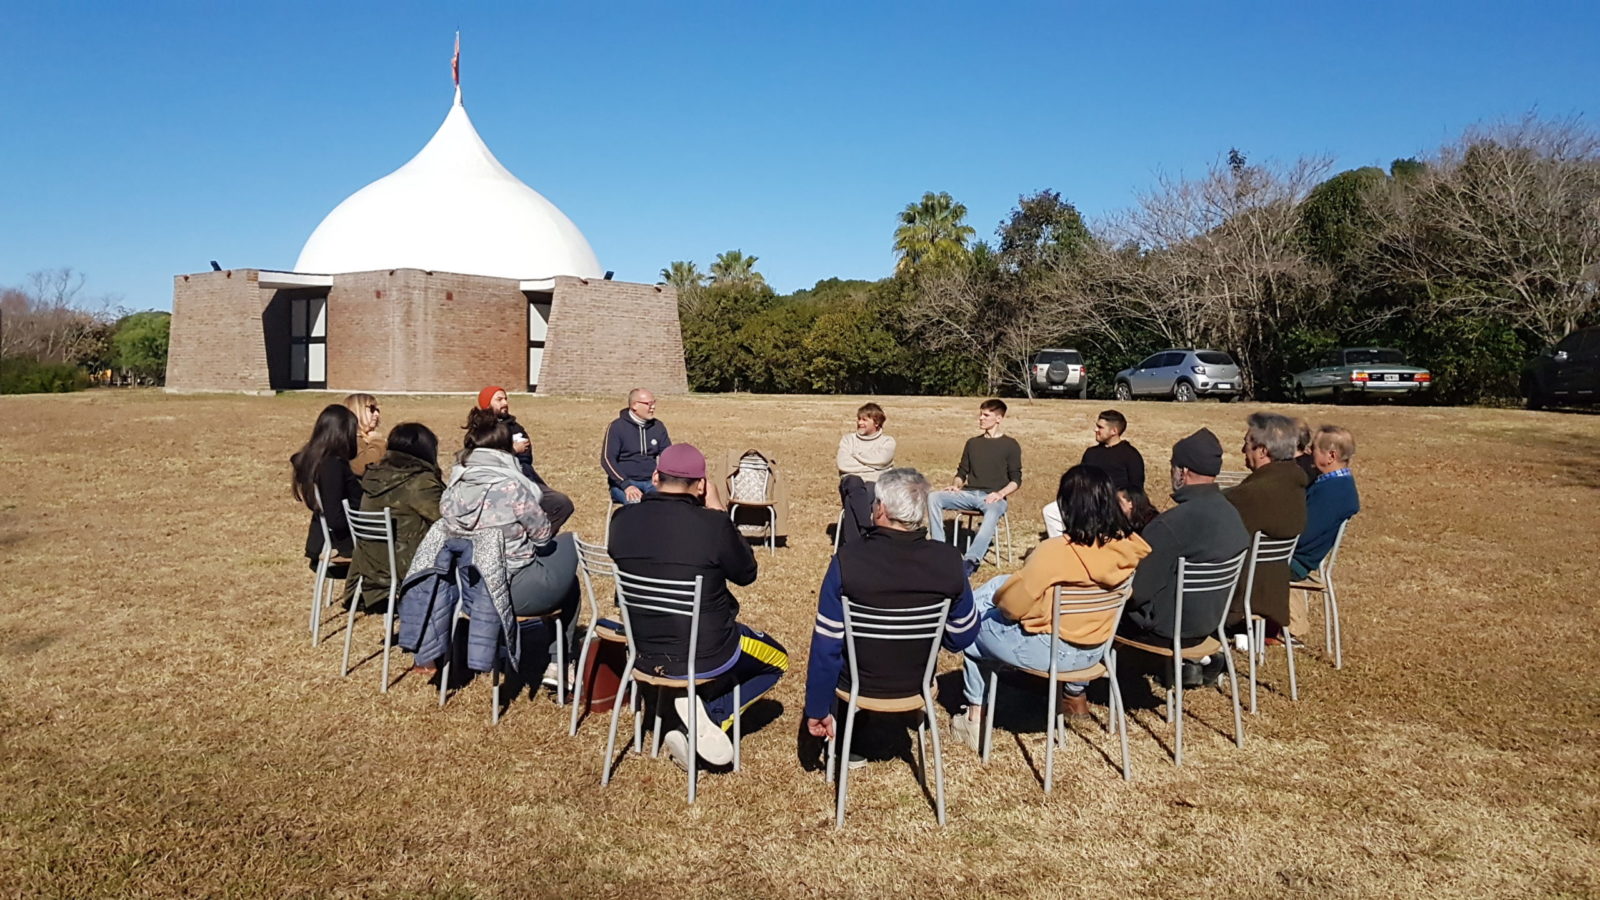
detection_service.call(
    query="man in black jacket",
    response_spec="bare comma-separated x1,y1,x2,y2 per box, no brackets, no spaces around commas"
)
608,443,787,771
477,386,574,533
1120,428,1249,656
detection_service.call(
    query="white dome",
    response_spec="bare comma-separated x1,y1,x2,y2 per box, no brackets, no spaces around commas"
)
295,90,602,280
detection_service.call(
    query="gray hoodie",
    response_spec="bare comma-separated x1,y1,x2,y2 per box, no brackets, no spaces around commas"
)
440,449,551,571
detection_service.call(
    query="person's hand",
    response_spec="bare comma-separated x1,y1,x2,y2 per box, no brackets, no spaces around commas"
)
704,481,726,512
624,485,643,503
984,492,1004,504
512,436,530,454
806,715,835,739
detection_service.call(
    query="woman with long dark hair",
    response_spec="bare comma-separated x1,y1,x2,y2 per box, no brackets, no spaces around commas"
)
349,422,443,609
950,465,1152,752
291,404,362,569
437,407,580,680
1117,487,1160,533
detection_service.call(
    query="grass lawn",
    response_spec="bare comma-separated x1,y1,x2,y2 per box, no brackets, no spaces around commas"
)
2,389,1597,897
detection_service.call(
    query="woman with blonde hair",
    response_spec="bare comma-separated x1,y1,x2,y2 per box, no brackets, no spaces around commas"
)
342,393,386,474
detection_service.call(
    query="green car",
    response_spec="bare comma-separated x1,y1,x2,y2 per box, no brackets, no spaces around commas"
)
1292,347,1433,402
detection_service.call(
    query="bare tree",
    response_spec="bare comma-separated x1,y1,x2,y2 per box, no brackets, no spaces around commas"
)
0,268,119,366
1374,115,1600,345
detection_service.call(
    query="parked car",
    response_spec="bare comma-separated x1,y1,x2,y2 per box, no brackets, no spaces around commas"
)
1029,348,1087,398
1291,347,1432,402
1523,325,1600,410
1114,349,1240,402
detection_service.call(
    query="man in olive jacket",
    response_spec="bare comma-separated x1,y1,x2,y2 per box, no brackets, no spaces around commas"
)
1224,413,1308,633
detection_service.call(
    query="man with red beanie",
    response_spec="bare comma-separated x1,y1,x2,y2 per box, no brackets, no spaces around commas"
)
477,386,574,533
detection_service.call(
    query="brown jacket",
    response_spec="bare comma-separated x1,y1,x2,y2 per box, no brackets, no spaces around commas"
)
995,534,1150,646
352,431,386,476
1224,460,1309,627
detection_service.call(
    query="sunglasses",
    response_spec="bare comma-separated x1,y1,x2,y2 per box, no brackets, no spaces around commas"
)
367,405,381,413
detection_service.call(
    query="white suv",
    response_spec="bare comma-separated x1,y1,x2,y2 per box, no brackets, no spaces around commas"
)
1030,348,1087,398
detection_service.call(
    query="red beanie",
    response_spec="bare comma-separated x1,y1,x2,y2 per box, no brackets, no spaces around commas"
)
477,386,505,410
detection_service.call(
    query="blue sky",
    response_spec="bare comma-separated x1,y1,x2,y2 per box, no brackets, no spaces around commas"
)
1,0,1594,309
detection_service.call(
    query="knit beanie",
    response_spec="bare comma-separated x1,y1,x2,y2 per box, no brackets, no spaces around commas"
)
476,386,505,410
1170,428,1224,477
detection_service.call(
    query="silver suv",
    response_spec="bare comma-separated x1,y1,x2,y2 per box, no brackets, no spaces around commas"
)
1029,348,1087,398
1115,349,1241,402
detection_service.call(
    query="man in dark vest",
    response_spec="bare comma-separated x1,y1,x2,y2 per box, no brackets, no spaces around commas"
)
1224,412,1309,639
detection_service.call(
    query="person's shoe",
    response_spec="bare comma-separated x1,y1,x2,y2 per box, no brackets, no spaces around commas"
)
963,558,980,578
663,730,693,772
541,662,564,691
950,712,981,752
674,695,734,765
847,752,867,771
1199,653,1229,686
1059,687,1091,719
1180,660,1205,689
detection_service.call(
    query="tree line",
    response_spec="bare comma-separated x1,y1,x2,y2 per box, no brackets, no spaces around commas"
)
0,268,170,393
669,114,1600,403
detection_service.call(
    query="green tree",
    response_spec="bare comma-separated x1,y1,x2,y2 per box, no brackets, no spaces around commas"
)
659,260,706,293
709,250,765,287
893,191,976,275
110,311,170,383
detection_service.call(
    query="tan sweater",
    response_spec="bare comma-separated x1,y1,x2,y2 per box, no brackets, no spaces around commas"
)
995,534,1151,646
836,431,897,482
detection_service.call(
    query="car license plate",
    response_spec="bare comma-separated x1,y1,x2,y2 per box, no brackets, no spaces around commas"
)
1215,383,1232,389
1385,374,1399,382
1047,385,1065,391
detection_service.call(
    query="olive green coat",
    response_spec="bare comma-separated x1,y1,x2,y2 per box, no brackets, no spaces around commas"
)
349,451,443,607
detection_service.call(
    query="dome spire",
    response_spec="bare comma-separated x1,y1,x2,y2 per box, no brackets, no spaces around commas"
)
451,31,462,106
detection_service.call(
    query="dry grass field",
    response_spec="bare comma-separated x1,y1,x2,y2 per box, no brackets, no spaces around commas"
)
2,389,1598,898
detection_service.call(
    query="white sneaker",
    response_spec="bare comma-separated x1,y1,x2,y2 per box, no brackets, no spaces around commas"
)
662,730,692,772
950,712,981,752
674,694,734,765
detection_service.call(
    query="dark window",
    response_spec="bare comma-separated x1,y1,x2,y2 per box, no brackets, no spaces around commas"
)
1555,332,1584,354
1344,348,1407,366
289,296,327,389
1319,351,1339,367
1577,330,1600,359
1195,351,1234,366
1137,355,1164,369
1035,350,1082,365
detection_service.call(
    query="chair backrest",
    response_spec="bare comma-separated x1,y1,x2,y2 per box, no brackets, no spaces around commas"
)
1320,518,1352,579
1238,531,1300,623
312,486,334,559
1172,549,1249,651
729,452,772,504
574,537,617,623
1047,579,1136,672
613,569,706,680
839,596,951,701
1215,470,1248,488
343,499,398,581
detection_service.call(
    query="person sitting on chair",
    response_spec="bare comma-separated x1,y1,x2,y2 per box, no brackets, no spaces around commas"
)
350,422,443,611
927,399,1023,576
835,402,897,546
342,392,386,475
950,465,1150,751
477,386,574,534
291,403,363,572
608,443,789,772
1223,412,1308,640
1119,428,1250,686
804,468,977,753
1291,425,1359,582
603,387,671,505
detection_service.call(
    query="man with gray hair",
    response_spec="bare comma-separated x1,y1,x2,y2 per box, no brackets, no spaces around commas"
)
804,468,979,753
1223,412,1309,639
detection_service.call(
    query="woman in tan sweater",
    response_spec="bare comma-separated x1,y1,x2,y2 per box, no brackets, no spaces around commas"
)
951,465,1150,751
342,393,386,475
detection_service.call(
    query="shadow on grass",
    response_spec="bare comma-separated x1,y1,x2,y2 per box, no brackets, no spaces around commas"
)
1523,429,1600,490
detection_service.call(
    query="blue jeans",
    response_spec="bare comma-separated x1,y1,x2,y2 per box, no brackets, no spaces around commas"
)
927,489,1007,564
609,479,655,504
961,575,1105,706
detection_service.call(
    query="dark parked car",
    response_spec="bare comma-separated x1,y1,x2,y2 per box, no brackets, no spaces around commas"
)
1524,326,1600,410
1291,347,1433,402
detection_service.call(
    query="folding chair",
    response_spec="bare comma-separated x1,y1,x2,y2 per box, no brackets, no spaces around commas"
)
949,507,1013,565
825,597,951,828
601,572,744,804
339,500,400,692
1292,518,1351,669
727,455,778,555
307,486,345,647
570,537,628,735
1238,532,1301,712
1112,549,1248,766
490,608,567,725
981,581,1136,787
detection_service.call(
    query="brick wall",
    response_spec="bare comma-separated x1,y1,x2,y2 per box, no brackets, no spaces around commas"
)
166,269,275,393
538,276,687,396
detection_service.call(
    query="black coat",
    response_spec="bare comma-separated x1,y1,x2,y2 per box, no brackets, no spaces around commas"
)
304,456,362,564
1123,483,1250,642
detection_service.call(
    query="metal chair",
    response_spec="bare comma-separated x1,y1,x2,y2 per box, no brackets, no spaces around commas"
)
727,456,777,555
602,499,624,546
1238,532,1301,712
825,597,952,828
307,486,344,647
833,508,844,553
1112,549,1248,766
980,581,1136,787
1291,518,1352,669
601,572,744,804
1215,470,1249,488
948,507,1013,565
339,500,400,691
490,609,567,725
570,537,629,735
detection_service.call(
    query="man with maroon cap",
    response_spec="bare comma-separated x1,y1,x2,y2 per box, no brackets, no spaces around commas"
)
607,443,789,772
476,386,573,534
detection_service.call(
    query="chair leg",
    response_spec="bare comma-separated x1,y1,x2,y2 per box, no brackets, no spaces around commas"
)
1108,655,1131,781
1172,656,1184,767
731,683,742,772
309,556,329,645
380,585,397,693
685,685,698,805
651,685,665,759
926,691,946,826
1247,618,1259,715
1328,583,1343,669
553,620,567,707
982,670,999,764
569,634,595,736
601,670,632,787
340,577,363,678
491,658,502,725
1285,629,1299,701
1044,673,1058,793
631,682,643,754
834,702,859,828
1222,631,1244,749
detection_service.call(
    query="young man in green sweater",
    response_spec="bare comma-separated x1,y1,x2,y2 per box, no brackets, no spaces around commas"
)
927,399,1023,576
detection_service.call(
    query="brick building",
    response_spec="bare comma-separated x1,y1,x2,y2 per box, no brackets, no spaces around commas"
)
166,82,686,396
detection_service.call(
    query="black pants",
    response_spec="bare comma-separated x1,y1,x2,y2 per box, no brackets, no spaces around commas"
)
837,475,876,547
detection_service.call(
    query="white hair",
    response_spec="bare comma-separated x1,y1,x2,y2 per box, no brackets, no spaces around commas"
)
873,467,929,529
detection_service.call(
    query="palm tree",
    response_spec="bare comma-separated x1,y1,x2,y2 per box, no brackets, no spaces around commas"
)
660,260,706,293
893,191,977,274
709,250,765,286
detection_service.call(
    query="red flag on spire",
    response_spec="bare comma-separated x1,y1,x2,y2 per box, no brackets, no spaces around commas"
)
452,32,460,86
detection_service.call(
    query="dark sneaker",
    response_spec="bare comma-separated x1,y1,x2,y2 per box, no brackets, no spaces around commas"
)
963,558,980,578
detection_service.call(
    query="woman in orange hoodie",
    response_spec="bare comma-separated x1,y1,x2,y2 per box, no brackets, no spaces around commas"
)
951,465,1151,751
